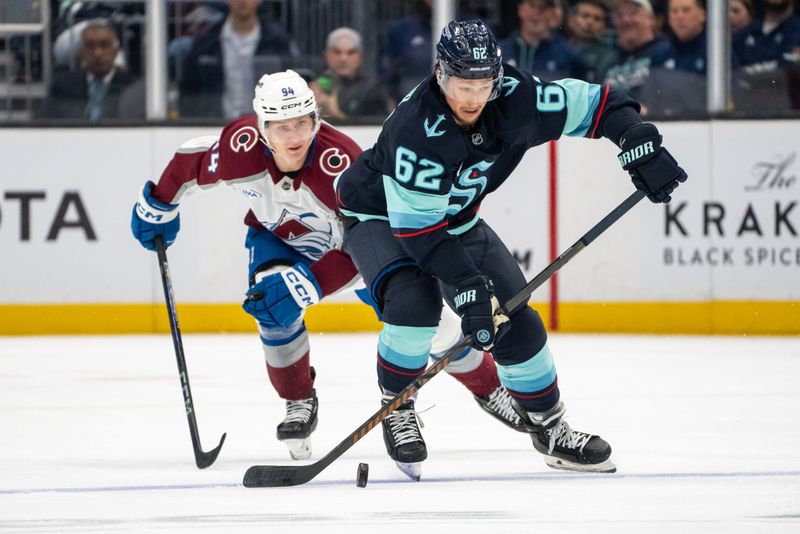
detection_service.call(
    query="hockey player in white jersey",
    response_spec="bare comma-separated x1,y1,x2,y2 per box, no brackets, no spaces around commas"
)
131,70,526,463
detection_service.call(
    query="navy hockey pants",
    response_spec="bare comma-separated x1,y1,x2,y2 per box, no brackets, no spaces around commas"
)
343,218,560,413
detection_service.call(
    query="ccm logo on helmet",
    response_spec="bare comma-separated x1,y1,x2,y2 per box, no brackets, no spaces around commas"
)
281,102,302,110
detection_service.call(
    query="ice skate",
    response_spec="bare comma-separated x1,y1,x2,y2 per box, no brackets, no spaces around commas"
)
381,394,427,481
276,388,318,460
520,401,616,473
474,386,528,432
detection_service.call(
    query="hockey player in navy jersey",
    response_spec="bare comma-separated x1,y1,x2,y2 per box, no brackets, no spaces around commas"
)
131,70,525,462
336,21,687,479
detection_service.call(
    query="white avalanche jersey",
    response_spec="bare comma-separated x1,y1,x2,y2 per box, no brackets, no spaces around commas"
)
151,117,363,296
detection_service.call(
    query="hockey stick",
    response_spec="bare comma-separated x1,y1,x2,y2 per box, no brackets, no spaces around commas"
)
243,189,646,487
154,236,226,469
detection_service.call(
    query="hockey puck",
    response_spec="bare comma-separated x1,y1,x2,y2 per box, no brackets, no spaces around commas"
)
356,462,369,488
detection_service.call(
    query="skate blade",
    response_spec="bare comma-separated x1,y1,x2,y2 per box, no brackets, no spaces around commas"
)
395,461,422,481
282,438,312,460
543,455,616,473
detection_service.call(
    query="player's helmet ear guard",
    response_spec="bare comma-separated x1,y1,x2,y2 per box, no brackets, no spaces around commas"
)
436,20,503,101
253,70,320,147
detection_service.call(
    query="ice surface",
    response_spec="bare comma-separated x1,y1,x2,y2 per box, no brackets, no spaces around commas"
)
1,333,799,533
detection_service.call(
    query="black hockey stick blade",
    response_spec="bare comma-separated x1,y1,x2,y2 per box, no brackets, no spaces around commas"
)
195,433,227,469
243,189,645,487
155,236,227,469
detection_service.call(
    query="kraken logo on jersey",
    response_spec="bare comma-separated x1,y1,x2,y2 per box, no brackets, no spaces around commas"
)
424,114,447,138
269,209,334,259
448,159,494,215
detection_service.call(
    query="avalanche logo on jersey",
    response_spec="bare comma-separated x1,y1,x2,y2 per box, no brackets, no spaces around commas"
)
268,209,334,259
230,126,259,153
447,160,494,216
319,147,351,177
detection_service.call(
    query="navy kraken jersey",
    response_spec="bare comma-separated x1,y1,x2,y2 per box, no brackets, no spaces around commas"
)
335,63,639,286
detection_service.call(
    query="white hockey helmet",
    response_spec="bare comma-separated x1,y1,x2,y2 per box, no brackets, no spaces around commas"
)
253,70,319,146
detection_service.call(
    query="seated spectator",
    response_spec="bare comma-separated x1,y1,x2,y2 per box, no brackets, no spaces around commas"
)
732,0,800,111
603,0,673,111
378,0,434,101
180,0,300,119
550,0,568,34
665,0,708,75
310,27,392,123
566,0,619,81
500,0,588,80
733,0,800,69
638,0,711,115
729,0,754,34
39,19,140,121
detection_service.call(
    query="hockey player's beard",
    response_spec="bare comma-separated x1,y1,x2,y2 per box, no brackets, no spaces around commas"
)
451,103,486,127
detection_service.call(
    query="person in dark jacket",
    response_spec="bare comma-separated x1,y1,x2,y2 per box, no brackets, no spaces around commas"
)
500,0,589,81
733,0,800,68
311,27,393,123
40,18,139,121
179,0,300,119
603,0,673,113
665,0,708,74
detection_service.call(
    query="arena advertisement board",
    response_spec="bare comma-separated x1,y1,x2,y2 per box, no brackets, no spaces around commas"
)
0,122,796,334
0,125,550,333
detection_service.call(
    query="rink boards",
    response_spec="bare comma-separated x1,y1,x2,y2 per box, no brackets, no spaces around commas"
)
0,121,798,335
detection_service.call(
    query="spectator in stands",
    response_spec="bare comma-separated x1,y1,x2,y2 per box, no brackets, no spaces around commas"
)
566,0,619,82
39,18,139,121
180,0,300,119
310,27,392,123
549,0,568,34
500,0,588,80
733,0,800,68
378,0,434,101
603,0,673,110
729,0,754,34
665,0,708,75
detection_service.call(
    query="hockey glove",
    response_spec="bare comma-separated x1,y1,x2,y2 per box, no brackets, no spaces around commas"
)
131,181,180,250
243,263,322,328
453,275,510,351
618,123,688,203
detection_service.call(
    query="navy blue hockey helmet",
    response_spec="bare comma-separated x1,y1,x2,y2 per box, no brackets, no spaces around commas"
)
436,20,503,100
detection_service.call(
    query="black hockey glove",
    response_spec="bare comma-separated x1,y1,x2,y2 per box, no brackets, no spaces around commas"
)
618,123,688,203
453,275,510,351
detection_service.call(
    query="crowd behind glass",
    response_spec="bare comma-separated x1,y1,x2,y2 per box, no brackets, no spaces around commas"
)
1,0,798,124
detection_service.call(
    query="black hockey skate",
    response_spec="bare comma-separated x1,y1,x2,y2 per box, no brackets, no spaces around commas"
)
519,401,616,473
474,386,528,433
276,370,318,461
381,394,427,481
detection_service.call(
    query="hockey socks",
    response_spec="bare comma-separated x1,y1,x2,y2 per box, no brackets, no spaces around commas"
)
446,350,500,397
266,352,314,400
